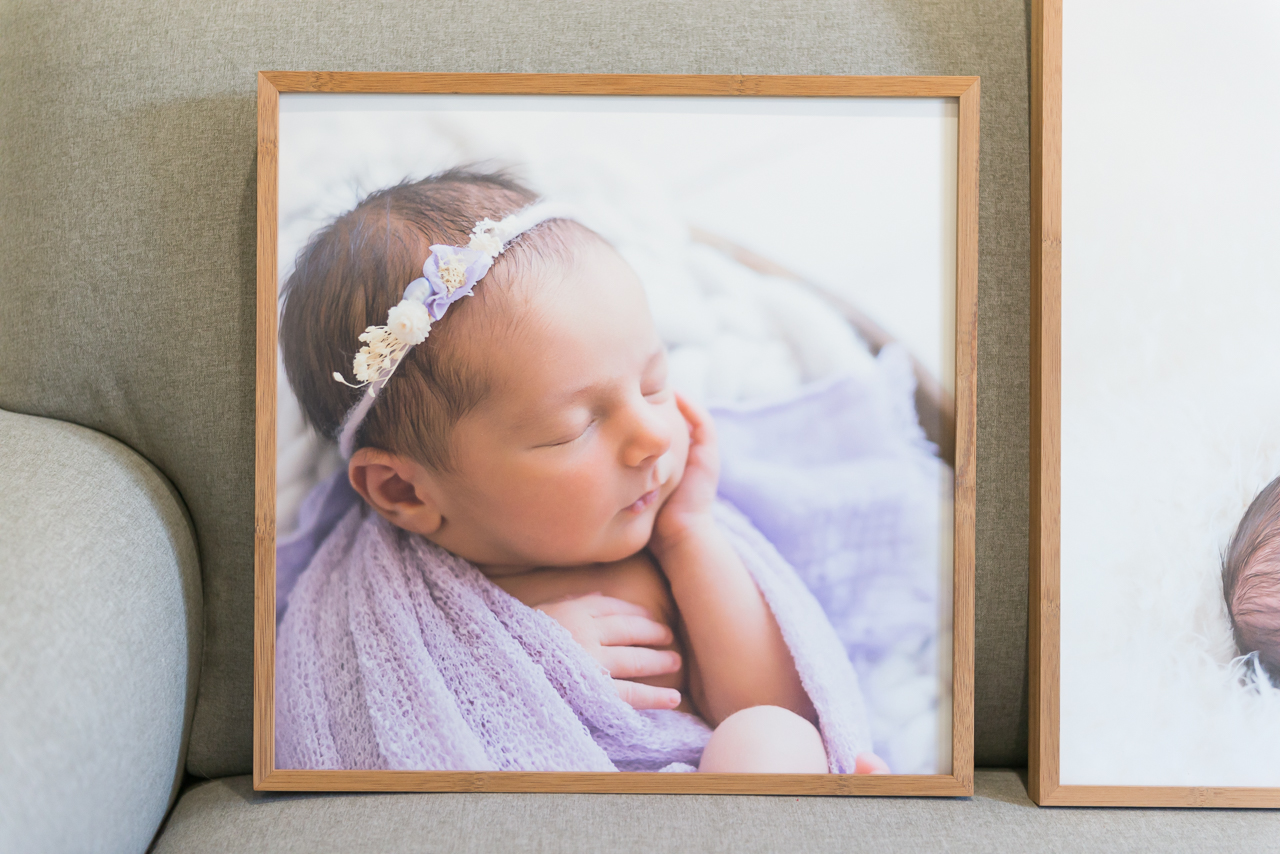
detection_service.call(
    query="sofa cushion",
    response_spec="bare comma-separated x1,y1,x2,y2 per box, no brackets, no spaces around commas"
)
0,411,201,854
0,0,1030,775
152,771,1280,854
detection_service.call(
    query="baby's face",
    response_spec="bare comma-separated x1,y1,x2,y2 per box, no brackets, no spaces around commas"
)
428,239,690,570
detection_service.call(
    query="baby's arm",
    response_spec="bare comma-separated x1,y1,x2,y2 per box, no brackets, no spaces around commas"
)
649,395,815,728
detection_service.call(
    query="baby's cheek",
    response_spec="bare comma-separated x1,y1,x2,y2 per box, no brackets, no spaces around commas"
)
542,468,610,511
525,469,618,554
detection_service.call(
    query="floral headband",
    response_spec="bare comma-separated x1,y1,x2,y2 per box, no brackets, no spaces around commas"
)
333,200,573,457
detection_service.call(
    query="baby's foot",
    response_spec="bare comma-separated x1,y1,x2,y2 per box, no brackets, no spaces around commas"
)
697,705,828,773
854,751,890,774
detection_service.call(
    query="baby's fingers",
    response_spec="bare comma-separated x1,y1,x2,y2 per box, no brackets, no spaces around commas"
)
595,613,675,648
674,392,717,444
599,645,683,679
579,593,653,619
613,679,681,711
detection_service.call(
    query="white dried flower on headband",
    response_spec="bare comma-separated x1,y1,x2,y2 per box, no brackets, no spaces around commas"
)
386,300,432,346
332,326,405,386
467,218,505,257
331,200,576,458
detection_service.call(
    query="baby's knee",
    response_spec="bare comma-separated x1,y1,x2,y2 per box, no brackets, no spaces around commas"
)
697,705,828,774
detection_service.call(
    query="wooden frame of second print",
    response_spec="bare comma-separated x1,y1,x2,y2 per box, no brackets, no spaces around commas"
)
1031,0,1280,807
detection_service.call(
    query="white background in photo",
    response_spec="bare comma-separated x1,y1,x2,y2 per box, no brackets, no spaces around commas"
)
1060,1,1280,786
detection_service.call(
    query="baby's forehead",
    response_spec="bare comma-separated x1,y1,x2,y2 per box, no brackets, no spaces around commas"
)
476,298,659,410
493,234,648,327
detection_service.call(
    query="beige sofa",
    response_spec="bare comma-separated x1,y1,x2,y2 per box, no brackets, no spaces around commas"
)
3,1,1277,850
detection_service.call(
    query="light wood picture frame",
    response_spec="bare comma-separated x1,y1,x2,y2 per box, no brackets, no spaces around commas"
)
1030,0,1280,807
255,72,979,795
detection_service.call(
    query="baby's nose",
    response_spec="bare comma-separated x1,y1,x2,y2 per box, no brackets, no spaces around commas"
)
623,406,672,467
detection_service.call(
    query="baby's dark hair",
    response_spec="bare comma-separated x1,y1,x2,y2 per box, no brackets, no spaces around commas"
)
1222,476,1280,681
280,168,594,471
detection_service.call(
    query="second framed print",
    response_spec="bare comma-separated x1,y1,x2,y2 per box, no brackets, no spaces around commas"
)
1031,0,1280,806
255,72,978,795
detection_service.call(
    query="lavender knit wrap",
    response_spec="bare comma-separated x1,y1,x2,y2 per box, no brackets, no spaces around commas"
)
274,497,873,773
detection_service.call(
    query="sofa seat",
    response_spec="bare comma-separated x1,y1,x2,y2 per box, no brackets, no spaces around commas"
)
152,770,1280,853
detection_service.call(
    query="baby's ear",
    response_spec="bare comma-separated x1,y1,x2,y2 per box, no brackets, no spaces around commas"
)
347,448,443,535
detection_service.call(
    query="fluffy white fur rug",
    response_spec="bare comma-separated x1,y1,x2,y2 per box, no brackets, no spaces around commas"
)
1060,260,1280,785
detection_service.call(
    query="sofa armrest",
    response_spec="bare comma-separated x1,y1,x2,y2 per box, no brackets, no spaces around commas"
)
0,410,202,854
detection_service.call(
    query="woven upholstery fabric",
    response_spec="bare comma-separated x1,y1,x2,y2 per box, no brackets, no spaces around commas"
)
0,411,201,854
153,770,1280,854
0,0,1029,776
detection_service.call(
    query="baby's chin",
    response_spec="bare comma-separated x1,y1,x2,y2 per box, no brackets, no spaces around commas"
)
603,510,662,563
521,459,688,568
583,491,676,564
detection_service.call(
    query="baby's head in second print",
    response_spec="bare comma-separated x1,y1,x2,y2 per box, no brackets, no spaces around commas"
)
1222,475,1280,683
280,170,690,571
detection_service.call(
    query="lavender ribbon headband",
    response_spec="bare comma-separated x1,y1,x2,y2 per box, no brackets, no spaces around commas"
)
332,200,574,457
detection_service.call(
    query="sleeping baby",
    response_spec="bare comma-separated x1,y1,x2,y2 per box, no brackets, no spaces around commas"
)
275,169,886,774
1223,475,1280,683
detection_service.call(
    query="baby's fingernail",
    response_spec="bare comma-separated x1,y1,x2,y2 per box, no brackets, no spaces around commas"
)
667,690,681,707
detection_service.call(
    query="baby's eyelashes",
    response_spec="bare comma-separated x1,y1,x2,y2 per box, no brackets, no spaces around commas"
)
544,420,593,447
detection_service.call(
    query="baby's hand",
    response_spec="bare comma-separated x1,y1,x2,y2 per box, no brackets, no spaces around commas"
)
653,394,720,549
534,593,683,711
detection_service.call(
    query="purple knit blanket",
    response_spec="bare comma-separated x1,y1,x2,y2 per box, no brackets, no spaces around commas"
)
275,491,872,772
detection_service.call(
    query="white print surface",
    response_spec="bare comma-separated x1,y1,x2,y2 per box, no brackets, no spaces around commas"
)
1060,0,1280,786
274,95,958,774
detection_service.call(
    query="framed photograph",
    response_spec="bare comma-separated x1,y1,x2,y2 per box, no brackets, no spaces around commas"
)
255,72,978,795
1030,0,1280,806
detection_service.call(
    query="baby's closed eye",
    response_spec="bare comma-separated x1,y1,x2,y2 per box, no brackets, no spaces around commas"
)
540,418,594,447
528,405,596,447
642,354,670,399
